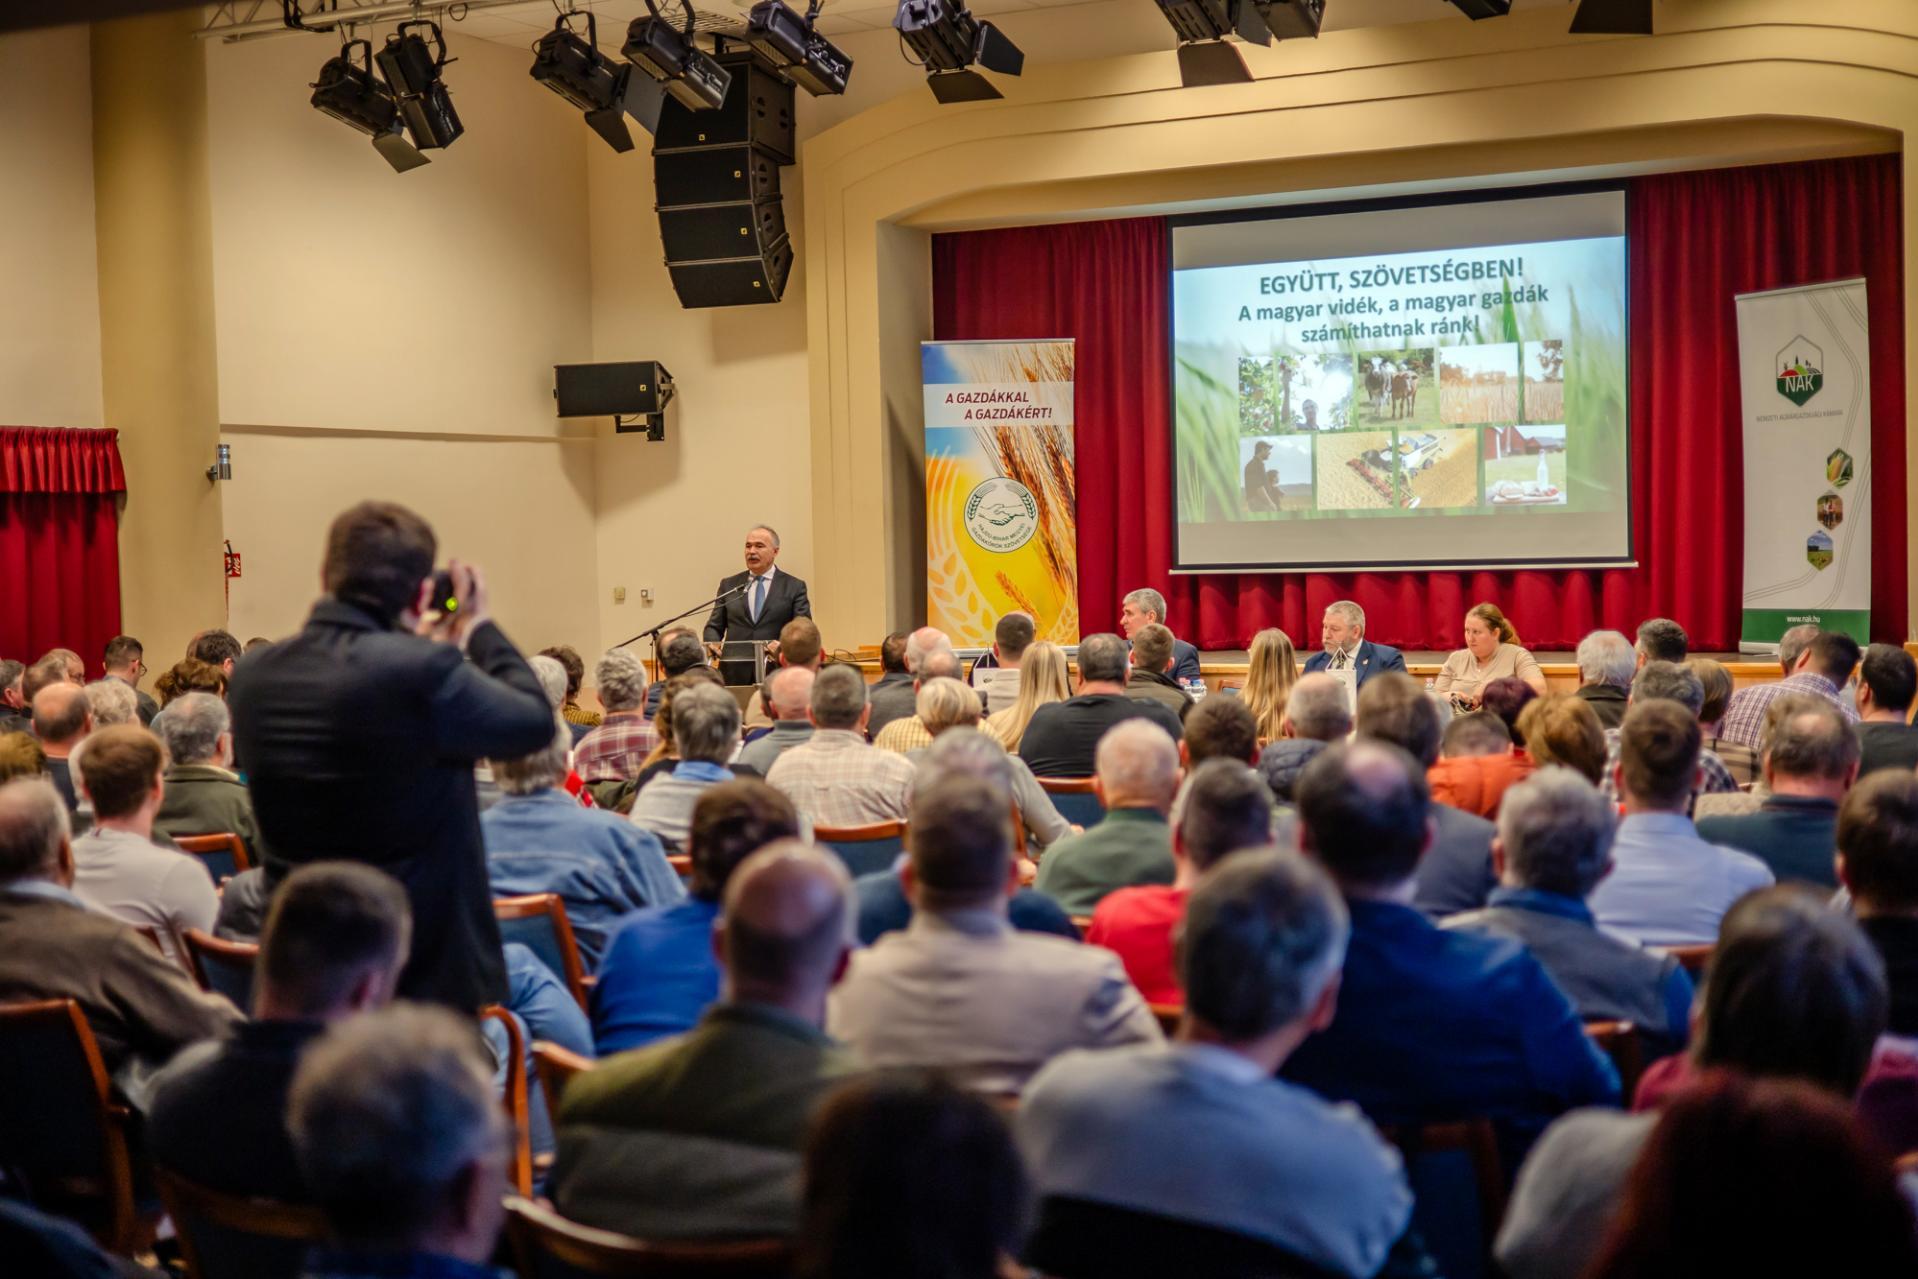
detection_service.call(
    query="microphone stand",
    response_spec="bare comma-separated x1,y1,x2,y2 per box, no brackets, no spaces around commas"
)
614,582,750,680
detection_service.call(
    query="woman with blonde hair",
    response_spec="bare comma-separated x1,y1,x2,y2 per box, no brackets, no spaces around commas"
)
1516,694,1608,786
1240,628,1298,741
1433,602,1546,709
987,641,1068,752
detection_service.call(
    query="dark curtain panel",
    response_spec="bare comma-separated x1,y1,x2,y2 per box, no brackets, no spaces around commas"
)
0,428,127,668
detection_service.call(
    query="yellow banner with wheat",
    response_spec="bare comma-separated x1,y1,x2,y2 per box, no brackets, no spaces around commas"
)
923,340,1079,650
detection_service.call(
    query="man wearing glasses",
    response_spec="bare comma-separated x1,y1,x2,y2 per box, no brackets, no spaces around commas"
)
101,635,158,726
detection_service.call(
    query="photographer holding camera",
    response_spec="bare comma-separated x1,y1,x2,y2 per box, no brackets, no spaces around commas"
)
228,501,554,1011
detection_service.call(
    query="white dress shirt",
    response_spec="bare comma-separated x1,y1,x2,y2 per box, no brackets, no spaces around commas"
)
1586,811,1775,946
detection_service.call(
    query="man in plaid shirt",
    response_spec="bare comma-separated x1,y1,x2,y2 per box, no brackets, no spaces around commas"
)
1718,629,1862,751
1598,662,1739,804
768,665,915,827
575,648,658,782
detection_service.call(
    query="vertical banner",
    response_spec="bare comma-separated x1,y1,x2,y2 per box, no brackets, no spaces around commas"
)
1734,278,1871,649
922,340,1079,650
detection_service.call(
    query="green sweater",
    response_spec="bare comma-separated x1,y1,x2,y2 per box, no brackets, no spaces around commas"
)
1035,807,1175,915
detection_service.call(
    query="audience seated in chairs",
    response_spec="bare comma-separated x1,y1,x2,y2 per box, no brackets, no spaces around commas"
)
1688,655,1746,781
1279,740,1620,1134
985,639,1070,755
482,710,685,969
1238,626,1299,743
152,658,226,711
552,841,857,1239
572,648,657,793
0,777,236,1109
1123,624,1193,719
873,647,963,755
1514,694,1608,786
1118,588,1202,682
1017,633,1182,778
626,682,741,852
851,730,1079,947
1022,848,1424,1279
1584,1073,1918,1278
741,617,824,732
83,680,139,729
1696,698,1857,887
32,680,92,813
148,862,409,1202
188,631,242,683
1572,630,1634,732
830,773,1160,1094
1588,701,1774,946
0,658,29,735
1597,660,1740,804
150,693,263,869
1856,643,1918,777
592,778,800,1054
736,666,816,775
99,637,156,729
1497,886,1901,1279
70,725,220,966
290,1004,510,1279
0,730,47,783
609,668,725,807
1427,710,1533,820
1841,770,1918,1037
1087,759,1276,1007
904,679,1070,852
1253,672,1351,810
767,665,915,828
1034,720,1181,916
971,612,1034,717
538,644,599,741
1719,626,1862,750
799,1071,1029,1279
1444,769,1693,1054
640,628,708,721
864,629,925,741
1352,673,1498,918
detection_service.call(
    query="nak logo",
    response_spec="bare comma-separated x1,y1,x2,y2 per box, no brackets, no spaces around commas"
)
1775,337,1824,407
964,478,1039,554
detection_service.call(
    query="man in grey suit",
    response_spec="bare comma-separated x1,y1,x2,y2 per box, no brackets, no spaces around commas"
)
703,525,812,687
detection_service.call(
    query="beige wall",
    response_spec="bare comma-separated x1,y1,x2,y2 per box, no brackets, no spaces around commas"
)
0,26,104,431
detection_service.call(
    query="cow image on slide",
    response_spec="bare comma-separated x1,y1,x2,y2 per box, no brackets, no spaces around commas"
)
1365,364,1388,416
1391,369,1420,419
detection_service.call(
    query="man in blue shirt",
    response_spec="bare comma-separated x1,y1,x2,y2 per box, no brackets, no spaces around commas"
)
481,715,685,969
593,778,799,1053
1281,740,1620,1135
1444,769,1693,1056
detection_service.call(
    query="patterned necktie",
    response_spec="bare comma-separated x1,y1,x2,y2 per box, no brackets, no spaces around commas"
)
1332,650,1348,671
751,575,766,622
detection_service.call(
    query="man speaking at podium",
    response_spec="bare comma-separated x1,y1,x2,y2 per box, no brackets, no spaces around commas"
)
704,524,812,686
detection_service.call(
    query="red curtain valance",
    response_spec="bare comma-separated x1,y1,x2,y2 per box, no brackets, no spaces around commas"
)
0,427,127,495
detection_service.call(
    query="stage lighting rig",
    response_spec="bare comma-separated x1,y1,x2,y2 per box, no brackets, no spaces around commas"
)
894,0,1024,103
1569,0,1652,34
1155,0,1263,86
1445,0,1511,17
531,10,646,152
745,0,854,97
310,37,430,172
623,8,733,113
1251,0,1324,39
376,20,464,151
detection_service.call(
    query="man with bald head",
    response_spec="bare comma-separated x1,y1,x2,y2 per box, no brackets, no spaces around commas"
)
831,773,1161,1094
872,637,962,754
31,681,92,813
553,840,856,1238
1036,719,1182,915
736,665,817,774
1279,741,1618,1131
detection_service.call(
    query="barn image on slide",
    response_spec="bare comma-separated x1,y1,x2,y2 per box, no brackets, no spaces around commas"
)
1482,425,1565,458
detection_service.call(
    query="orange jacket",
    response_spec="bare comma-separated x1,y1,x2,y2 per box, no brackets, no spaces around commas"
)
1428,750,1535,819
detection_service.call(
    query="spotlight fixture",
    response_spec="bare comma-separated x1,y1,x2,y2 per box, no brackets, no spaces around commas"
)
376,19,464,151
744,0,854,97
1155,0,1263,86
310,38,430,172
1445,0,1511,17
1569,0,1652,34
205,443,232,483
894,0,1024,104
531,11,643,152
622,12,733,112
1252,0,1324,39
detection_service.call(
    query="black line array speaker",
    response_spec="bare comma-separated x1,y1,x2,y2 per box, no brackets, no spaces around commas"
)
653,53,797,308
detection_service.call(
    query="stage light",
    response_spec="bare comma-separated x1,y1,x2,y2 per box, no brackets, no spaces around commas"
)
376,20,463,151
531,10,642,152
894,0,1024,103
1445,0,1511,17
1569,0,1652,34
622,15,733,112
1251,0,1324,39
310,38,430,172
744,0,853,97
1154,0,1262,87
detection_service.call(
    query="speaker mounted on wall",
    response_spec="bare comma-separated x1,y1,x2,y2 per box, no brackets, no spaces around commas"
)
652,52,797,308
555,360,675,440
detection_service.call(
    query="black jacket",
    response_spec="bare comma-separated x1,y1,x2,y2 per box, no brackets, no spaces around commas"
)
703,569,812,685
227,599,553,1010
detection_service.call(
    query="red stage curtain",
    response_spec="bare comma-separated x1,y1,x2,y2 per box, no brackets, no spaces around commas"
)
931,155,1905,651
0,428,127,670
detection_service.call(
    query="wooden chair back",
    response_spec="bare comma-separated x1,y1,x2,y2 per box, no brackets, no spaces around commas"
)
173,832,252,880
154,1166,329,1279
1035,777,1104,829
534,1041,595,1122
813,820,908,878
479,1004,535,1198
181,929,259,1010
505,1197,794,1277
494,893,591,1010
0,999,148,1253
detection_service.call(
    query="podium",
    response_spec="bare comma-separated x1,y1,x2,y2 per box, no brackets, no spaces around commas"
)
712,639,772,690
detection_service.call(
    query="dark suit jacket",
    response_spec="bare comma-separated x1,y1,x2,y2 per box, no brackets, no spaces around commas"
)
1303,639,1407,688
702,569,812,686
227,598,553,1010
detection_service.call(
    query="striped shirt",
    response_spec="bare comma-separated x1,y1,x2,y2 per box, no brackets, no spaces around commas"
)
1718,672,1858,750
766,729,915,828
574,711,658,782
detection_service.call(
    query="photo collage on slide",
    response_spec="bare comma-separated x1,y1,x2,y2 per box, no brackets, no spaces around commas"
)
1235,338,1569,515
